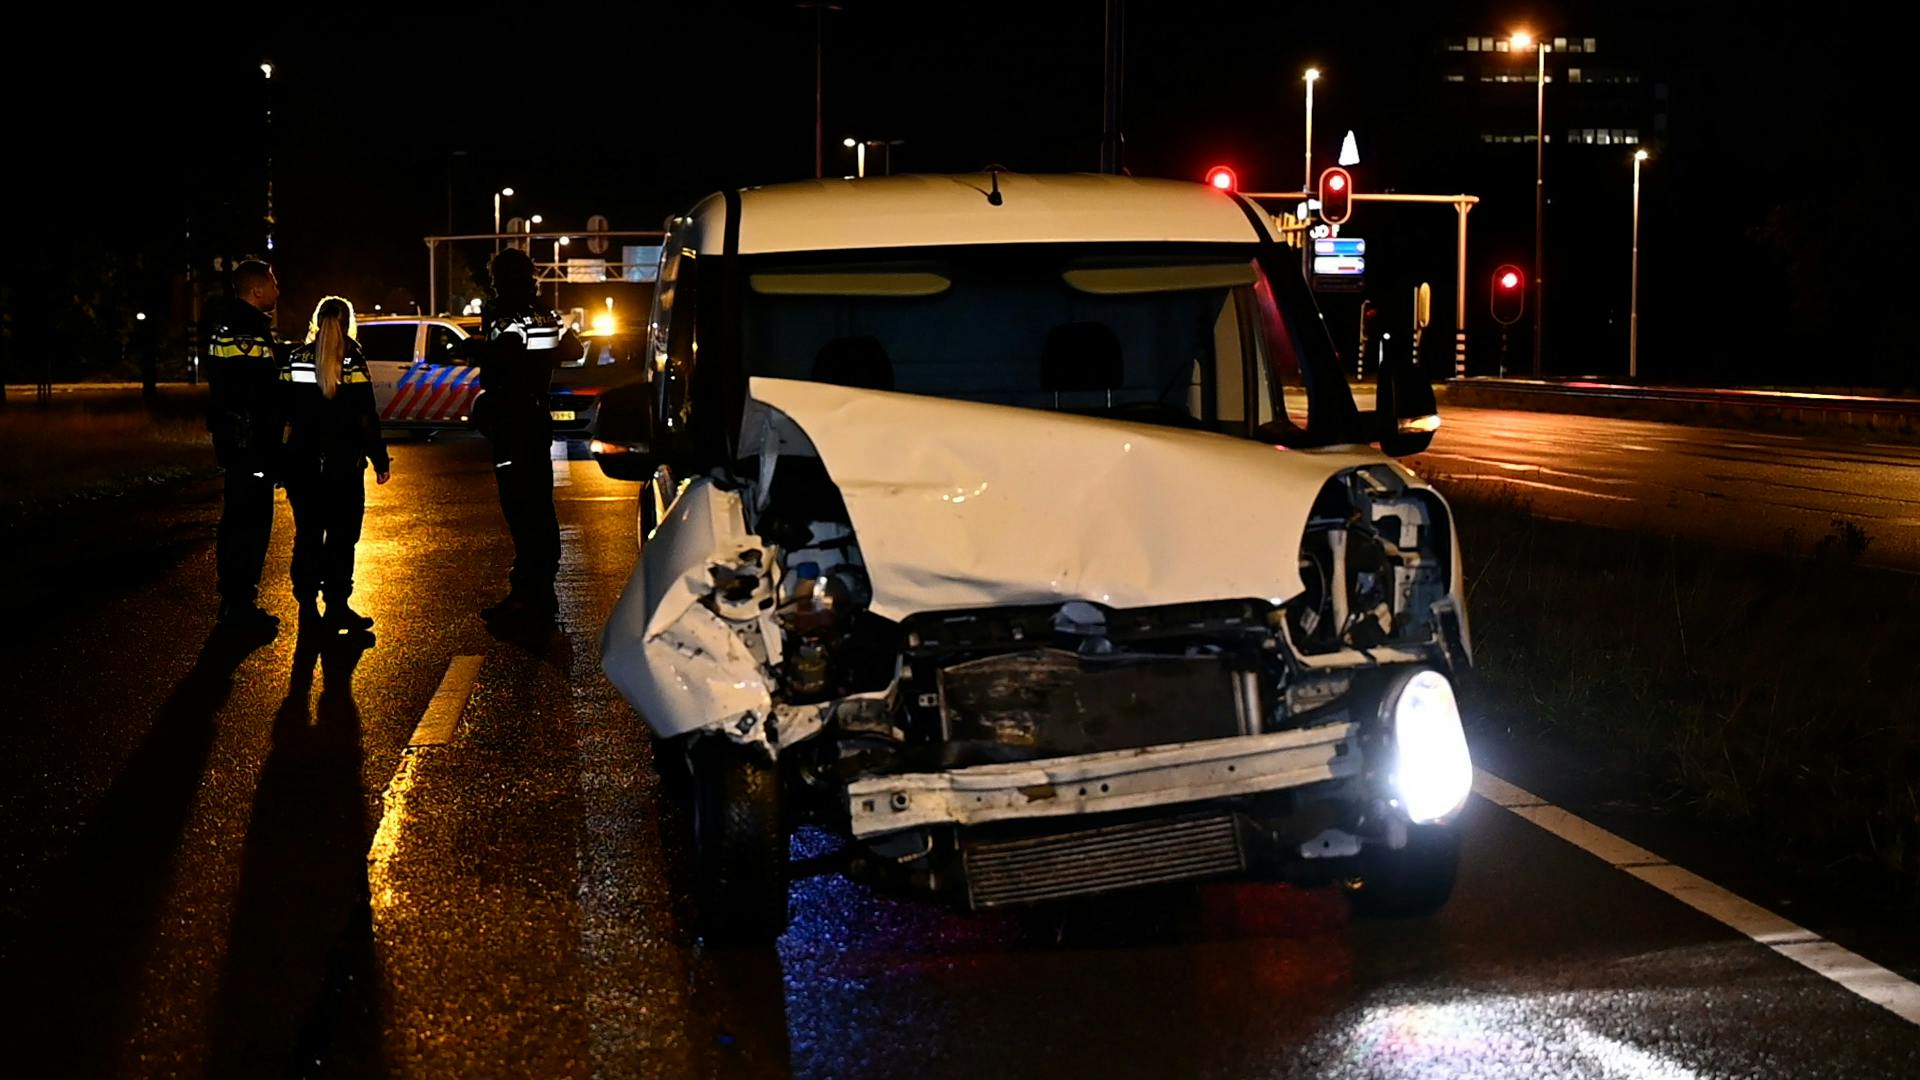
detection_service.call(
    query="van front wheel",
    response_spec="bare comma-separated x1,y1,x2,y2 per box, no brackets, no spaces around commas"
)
691,742,789,945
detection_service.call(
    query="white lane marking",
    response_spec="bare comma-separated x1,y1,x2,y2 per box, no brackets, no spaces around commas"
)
1474,769,1920,1026
410,655,483,747
1439,474,1637,503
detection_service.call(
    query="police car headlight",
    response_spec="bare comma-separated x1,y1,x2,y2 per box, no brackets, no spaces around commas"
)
1384,668,1472,824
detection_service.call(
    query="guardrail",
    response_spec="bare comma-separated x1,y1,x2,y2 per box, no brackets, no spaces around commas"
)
1437,378,1920,439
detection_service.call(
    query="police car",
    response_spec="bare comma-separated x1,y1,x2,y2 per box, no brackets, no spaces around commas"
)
358,313,602,436
355,315,487,431
549,326,647,440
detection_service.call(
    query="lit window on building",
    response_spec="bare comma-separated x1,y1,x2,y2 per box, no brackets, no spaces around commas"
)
1625,130,1640,144
1567,40,1583,53
1482,36,1496,50
1448,41,1464,51
1446,73,1465,82
1585,37,1598,52
1553,37,1567,50
1467,37,1479,51
1568,68,1582,82
1496,39,1510,52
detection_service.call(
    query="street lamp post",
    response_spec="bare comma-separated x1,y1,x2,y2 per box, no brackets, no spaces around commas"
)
1511,31,1548,375
843,136,865,178
1631,148,1648,380
261,61,274,258
797,3,843,179
493,187,514,256
554,236,571,306
1303,67,1321,193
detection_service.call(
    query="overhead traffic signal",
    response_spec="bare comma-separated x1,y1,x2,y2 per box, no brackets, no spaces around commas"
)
1491,264,1526,326
1318,166,1353,224
1204,165,1238,192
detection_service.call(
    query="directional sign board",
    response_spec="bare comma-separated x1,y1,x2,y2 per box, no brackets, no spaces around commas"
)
1309,235,1366,293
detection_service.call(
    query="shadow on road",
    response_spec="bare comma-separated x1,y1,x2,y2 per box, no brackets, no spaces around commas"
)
1,626,269,1076
204,628,385,1079
483,611,574,669
684,947,794,1078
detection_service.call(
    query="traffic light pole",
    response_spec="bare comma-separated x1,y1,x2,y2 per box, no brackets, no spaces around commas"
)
1246,191,1479,378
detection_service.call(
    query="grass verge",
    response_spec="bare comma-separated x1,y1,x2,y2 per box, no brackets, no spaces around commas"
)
1442,474,1920,897
0,389,217,527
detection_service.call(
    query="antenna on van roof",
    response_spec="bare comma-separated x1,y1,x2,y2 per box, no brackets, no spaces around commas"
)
983,165,1007,206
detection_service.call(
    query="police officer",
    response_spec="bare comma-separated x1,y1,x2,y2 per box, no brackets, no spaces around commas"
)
203,258,283,632
280,296,391,633
467,248,578,620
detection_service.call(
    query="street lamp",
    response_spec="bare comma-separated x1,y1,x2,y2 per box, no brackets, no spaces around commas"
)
1511,30,1548,375
1303,67,1322,193
842,137,904,178
1630,148,1649,380
493,187,514,255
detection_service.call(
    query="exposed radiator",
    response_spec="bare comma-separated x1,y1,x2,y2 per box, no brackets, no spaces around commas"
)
963,813,1245,909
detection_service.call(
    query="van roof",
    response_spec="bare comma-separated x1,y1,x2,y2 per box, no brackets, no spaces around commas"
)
682,173,1271,256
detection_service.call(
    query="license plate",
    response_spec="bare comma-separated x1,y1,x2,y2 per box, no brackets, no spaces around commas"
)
550,410,577,421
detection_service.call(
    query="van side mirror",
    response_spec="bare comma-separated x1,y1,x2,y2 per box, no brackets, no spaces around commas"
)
589,380,660,481
1375,352,1440,457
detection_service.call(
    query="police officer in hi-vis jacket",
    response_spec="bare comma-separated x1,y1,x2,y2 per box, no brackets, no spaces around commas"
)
280,296,391,635
202,259,284,632
462,247,580,621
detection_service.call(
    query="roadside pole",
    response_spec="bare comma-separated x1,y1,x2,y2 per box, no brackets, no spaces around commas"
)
1246,191,1479,379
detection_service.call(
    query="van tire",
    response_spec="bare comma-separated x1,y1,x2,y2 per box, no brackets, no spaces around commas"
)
691,742,789,945
1347,824,1459,918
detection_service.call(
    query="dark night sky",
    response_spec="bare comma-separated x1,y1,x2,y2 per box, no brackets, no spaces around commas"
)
6,1,1909,385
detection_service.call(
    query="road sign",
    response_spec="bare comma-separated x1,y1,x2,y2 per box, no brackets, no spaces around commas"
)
586,214,610,255
1415,282,1432,329
1312,255,1365,276
1313,237,1366,258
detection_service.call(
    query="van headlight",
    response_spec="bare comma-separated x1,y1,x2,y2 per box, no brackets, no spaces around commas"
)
1385,669,1472,824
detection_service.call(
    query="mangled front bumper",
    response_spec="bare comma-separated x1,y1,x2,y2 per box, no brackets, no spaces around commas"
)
846,722,1359,838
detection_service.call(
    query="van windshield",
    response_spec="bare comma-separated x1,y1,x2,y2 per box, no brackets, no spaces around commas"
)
735,243,1358,444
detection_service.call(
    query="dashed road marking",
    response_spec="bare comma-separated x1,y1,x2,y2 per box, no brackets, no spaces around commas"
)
410,655,483,747
1474,768,1920,1026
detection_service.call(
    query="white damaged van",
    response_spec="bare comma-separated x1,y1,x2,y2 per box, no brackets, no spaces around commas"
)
592,173,1472,943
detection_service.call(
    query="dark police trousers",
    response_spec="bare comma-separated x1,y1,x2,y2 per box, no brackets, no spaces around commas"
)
217,466,274,602
491,429,560,599
285,463,367,604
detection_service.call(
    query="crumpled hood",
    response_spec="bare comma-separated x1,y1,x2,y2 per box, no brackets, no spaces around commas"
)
746,377,1400,622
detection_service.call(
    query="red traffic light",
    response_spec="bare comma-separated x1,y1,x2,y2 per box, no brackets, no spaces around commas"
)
1491,263,1527,326
1204,165,1237,192
1318,166,1353,224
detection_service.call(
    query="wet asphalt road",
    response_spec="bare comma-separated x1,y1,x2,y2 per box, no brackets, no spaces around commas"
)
3,432,1919,1078
1407,405,1920,573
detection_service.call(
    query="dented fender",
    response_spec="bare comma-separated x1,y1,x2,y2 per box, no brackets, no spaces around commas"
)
601,481,781,746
